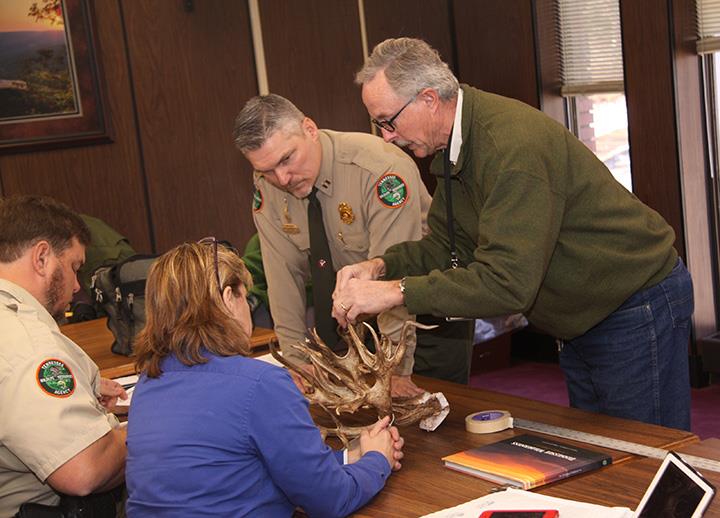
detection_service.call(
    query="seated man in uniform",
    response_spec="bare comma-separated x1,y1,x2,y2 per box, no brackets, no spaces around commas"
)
0,195,127,517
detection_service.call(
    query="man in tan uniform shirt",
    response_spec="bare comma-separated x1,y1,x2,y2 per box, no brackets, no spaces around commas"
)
0,196,126,517
234,94,432,396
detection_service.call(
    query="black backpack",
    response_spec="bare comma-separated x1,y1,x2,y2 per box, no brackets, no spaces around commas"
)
91,254,157,356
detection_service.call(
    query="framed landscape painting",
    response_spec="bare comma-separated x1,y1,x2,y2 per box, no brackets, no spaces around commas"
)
0,0,111,154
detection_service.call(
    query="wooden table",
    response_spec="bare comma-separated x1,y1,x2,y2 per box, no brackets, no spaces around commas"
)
60,317,276,378
343,376,703,517
540,437,720,517
66,323,712,516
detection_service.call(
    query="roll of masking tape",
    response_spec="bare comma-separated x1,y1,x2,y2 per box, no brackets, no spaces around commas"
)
465,410,513,434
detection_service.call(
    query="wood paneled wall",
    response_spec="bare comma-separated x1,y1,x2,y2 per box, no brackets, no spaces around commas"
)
364,0,455,68
259,0,368,133
119,1,257,251
453,0,539,108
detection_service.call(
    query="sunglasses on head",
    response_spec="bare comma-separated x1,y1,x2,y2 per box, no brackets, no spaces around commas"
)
197,236,240,295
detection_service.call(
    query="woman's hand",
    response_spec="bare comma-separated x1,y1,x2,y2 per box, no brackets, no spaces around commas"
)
358,415,405,471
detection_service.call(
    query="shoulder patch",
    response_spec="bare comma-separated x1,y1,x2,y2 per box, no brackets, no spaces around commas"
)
36,358,75,398
252,188,264,212
375,172,409,208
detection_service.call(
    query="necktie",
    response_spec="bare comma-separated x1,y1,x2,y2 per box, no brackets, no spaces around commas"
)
307,188,342,350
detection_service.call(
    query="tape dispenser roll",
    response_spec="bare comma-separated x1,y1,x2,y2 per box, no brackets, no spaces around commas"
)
465,410,513,434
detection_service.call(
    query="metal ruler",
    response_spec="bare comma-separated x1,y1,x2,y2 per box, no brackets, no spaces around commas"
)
514,418,720,474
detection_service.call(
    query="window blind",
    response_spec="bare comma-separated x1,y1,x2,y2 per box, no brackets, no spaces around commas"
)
698,0,720,54
557,0,625,96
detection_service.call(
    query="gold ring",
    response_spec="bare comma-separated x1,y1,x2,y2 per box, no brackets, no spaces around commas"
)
339,302,349,312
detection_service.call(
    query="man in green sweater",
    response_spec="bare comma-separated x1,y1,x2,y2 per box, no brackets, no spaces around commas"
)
333,38,694,430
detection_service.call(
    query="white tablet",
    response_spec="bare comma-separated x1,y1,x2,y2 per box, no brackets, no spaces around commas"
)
634,451,716,518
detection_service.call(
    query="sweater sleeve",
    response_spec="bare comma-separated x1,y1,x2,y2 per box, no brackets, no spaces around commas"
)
247,367,391,518
390,169,565,319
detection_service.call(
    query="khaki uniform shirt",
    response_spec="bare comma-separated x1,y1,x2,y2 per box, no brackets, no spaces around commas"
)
0,280,118,517
253,130,431,373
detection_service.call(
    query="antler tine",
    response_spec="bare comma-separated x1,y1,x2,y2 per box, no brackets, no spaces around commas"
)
365,323,381,352
307,329,351,362
317,404,351,447
364,323,399,373
269,340,315,383
304,330,361,380
347,323,378,370
295,332,375,409
374,320,440,371
272,341,358,405
392,394,444,426
400,319,439,337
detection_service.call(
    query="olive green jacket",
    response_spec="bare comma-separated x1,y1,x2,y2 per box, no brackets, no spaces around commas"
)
382,85,677,339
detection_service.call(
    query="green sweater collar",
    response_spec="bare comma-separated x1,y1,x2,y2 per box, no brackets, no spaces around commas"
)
429,84,474,178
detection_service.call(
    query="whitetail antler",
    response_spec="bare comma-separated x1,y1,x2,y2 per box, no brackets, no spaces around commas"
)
270,320,450,443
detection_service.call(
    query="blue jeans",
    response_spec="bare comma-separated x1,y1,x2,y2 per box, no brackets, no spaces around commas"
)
559,259,693,430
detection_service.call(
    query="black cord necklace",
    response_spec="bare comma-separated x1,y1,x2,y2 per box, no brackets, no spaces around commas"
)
443,128,459,269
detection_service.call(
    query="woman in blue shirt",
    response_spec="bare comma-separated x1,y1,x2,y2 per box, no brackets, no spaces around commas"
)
126,241,404,517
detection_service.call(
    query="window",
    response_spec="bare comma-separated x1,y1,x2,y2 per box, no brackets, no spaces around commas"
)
566,93,631,191
557,0,632,191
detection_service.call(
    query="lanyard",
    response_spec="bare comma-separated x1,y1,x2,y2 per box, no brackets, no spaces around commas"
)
444,129,459,269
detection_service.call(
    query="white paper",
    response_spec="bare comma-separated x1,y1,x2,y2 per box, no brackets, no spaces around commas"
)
419,392,450,431
420,487,633,518
112,374,138,406
254,352,285,368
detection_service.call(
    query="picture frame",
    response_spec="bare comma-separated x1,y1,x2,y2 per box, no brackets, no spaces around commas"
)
0,0,111,154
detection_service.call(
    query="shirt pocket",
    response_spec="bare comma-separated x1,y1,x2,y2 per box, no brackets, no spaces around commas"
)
336,230,368,253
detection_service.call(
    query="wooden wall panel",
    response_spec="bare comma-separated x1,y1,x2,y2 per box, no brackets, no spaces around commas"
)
363,0,455,69
362,0,455,192
259,0,368,132
452,0,539,107
0,0,152,252
620,0,686,258
121,0,257,252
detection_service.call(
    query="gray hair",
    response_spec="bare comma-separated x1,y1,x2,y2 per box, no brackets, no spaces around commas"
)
355,38,459,101
233,94,305,152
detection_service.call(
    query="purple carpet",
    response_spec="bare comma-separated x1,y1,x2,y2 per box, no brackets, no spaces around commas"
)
469,362,718,439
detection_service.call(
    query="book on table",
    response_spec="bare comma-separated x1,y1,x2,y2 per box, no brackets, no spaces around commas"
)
442,434,612,490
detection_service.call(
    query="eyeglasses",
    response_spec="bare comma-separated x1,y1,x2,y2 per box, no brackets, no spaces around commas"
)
198,237,242,296
197,237,222,295
371,95,416,132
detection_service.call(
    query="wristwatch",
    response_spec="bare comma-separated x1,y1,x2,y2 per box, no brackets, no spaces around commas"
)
398,277,407,297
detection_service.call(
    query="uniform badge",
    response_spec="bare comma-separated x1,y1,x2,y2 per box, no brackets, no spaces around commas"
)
252,188,264,212
36,359,75,398
376,173,409,208
338,202,354,224
282,197,300,234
